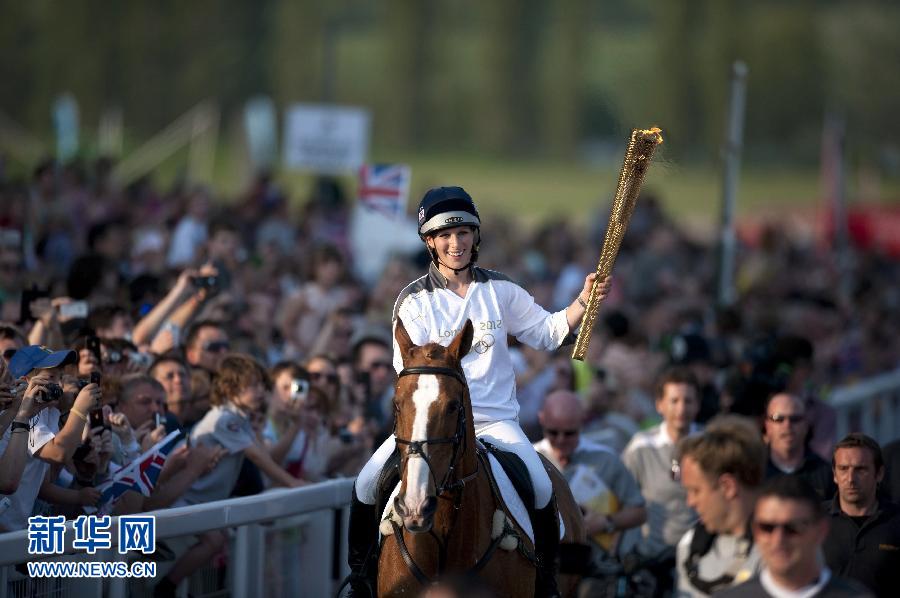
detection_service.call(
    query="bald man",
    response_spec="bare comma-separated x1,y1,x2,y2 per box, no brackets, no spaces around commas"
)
763,392,835,501
534,390,646,557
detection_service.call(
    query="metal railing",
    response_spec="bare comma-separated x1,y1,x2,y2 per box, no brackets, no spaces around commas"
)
0,478,354,598
830,368,900,446
2,368,899,597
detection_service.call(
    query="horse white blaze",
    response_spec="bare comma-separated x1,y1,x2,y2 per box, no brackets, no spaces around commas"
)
405,374,440,513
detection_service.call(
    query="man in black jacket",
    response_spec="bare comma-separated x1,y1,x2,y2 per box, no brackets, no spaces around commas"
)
762,392,835,500
822,433,900,598
716,475,872,597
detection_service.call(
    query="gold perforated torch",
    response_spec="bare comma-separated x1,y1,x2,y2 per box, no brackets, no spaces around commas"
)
572,127,663,361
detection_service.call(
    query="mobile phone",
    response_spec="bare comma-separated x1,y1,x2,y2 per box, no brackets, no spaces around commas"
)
86,336,102,363
154,412,162,429
89,408,108,431
59,301,88,319
90,371,102,385
72,443,91,462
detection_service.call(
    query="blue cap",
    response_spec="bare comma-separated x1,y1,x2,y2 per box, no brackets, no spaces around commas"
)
8,345,77,379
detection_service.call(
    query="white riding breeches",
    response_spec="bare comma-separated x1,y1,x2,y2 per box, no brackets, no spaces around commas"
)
354,418,552,510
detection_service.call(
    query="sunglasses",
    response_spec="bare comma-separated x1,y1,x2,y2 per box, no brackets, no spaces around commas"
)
202,341,230,353
2,348,16,360
767,413,805,425
545,428,578,438
310,372,339,384
369,361,393,371
753,519,813,537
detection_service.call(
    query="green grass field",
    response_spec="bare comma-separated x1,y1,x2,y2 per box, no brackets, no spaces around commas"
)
272,151,899,235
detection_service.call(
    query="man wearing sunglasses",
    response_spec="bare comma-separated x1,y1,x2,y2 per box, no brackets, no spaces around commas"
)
717,475,871,597
350,329,396,444
822,433,900,598
184,320,230,374
763,393,835,501
534,390,646,558
0,323,26,365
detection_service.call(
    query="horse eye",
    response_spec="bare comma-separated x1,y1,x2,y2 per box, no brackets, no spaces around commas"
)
447,401,460,414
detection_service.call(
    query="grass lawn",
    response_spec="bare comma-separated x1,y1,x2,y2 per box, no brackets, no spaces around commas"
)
269,151,899,236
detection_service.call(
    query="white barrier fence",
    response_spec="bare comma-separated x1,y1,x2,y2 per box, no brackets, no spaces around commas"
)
830,368,900,446
0,478,354,598
2,368,899,597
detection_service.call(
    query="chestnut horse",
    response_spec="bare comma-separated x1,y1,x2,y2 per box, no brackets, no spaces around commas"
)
378,319,585,597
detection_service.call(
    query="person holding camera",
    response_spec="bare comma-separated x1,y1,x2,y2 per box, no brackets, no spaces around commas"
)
263,362,329,482
0,346,100,531
131,265,219,355
0,362,48,496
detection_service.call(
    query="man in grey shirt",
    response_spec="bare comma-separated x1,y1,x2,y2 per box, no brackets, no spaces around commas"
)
623,367,701,559
534,390,646,558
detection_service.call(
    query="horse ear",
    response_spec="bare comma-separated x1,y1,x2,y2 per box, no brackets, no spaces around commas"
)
448,320,474,363
394,318,415,364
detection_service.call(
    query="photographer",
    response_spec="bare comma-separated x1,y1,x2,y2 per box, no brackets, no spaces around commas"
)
37,382,107,518
0,363,47,495
0,346,100,531
131,265,219,354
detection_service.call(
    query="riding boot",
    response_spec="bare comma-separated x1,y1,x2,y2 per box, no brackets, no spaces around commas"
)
533,500,562,598
344,491,379,598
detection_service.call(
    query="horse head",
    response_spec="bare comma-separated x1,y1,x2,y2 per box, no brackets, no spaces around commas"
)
392,319,474,533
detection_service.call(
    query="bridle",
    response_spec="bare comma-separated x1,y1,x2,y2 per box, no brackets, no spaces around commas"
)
390,364,500,587
393,366,479,498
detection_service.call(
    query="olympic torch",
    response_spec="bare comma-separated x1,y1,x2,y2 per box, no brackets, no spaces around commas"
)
571,127,663,361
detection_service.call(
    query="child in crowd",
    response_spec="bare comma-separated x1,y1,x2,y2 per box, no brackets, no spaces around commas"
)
155,353,305,597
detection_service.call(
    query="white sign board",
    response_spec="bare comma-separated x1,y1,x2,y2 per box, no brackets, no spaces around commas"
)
283,104,370,174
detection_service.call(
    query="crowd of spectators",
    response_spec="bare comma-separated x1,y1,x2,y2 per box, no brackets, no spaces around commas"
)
0,156,899,597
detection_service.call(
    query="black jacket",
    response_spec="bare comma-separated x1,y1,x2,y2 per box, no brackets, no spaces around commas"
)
822,496,900,598
765,451,836,501
714,574,873,598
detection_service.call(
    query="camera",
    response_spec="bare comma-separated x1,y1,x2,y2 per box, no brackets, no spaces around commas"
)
105,349,124,365
128,351,153,368
290,379,309,405
37,383,63,403
74,371,102,391
192,275,219,291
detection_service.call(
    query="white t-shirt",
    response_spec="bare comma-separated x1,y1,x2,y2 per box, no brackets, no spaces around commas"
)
393,264,572,424
179,404,256,505
759,567,832,598
0,407,61,531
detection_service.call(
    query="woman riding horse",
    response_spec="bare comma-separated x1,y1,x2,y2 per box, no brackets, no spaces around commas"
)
347,186,610,597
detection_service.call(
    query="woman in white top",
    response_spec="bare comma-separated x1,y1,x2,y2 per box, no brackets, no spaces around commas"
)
346,186,609,597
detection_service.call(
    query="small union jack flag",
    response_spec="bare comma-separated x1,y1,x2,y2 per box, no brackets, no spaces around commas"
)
95,431,181,515
357,163,411,218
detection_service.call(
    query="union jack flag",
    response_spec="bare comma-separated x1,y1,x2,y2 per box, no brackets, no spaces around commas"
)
357,163,412,218
95,431,181,515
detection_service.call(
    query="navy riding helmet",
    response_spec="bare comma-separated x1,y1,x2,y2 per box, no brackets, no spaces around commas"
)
416,186,482,268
